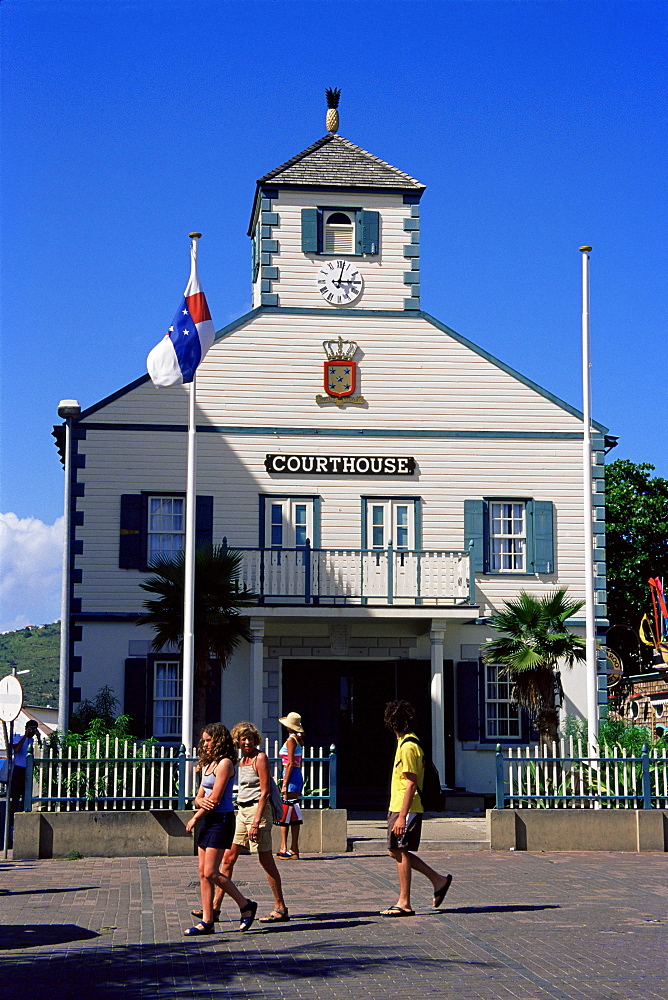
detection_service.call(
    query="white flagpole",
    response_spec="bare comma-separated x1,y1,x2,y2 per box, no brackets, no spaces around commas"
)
181,233,201,752
580,246,598,758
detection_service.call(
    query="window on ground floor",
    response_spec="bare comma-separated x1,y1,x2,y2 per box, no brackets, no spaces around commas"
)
153,660,182,737
484,663,522,740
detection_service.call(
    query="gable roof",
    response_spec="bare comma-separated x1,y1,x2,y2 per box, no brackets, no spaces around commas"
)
249,134,425,231
57,307,609,453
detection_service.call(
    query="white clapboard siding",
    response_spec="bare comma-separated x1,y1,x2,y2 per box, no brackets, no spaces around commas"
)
88,312,584,434
257,190,411,311
76,421,587,613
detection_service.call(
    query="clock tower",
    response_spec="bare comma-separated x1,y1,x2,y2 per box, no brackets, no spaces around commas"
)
248,96,425,313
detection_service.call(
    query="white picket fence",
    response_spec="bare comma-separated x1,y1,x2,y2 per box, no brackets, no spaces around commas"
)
25,738,336,812
498,738,668,809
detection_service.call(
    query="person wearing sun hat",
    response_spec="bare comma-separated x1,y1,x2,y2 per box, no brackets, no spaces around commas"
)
276,712,305,859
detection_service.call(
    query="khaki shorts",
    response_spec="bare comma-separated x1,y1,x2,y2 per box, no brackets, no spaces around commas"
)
233,801,274,853
387,811,423,851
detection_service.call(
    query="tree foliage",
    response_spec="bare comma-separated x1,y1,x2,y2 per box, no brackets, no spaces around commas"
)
605,459,668,628
482,588,586,745
0,622,59,705
136,545,258,735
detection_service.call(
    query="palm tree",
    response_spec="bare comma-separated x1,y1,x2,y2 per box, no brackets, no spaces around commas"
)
482,588,586,747
136,544,258,738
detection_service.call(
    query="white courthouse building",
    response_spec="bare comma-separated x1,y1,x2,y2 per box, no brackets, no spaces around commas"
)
55,124,610,806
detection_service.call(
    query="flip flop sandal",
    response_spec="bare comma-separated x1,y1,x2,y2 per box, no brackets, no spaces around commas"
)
380,905,415,917
238,899,258,932
184,920,215,935
259,909,290,923
433,874,453,909
190,908,221,921
275,851,292,859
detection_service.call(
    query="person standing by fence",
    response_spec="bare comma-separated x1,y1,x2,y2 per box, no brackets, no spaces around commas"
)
184,723,257,935
380,700,452,917
276,712,304,860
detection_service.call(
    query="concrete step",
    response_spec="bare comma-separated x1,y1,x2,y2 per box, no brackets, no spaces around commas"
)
347,814,489,852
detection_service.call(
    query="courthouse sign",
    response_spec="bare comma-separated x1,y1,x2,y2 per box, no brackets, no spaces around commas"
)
265,454,416,476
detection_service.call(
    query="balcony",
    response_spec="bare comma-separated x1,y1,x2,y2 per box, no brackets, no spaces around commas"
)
231,541,472,607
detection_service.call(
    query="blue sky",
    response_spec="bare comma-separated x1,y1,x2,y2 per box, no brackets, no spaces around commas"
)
1,0,666,628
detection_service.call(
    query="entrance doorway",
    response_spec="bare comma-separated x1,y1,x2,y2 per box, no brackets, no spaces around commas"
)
282,659,436,809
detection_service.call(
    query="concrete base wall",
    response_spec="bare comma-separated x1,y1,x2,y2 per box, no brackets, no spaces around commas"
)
488,808,668,852
13,808,348,861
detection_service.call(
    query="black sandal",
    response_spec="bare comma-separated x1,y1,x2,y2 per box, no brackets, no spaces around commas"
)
238,899,257,932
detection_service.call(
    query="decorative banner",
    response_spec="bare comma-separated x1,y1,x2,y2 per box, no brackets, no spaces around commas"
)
265,454,416,476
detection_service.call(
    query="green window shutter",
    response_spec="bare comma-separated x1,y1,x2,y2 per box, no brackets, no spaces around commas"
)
456,661,480,740
119,494,146,568
359,210,380,254
464,499,486,573
195,495,214,550
532,500,554,573
301,208,322,252
124,657,150,737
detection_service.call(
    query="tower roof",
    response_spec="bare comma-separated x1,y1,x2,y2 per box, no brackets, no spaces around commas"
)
249,134,425,231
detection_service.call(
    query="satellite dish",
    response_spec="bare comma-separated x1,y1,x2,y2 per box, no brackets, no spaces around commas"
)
0,675,23,723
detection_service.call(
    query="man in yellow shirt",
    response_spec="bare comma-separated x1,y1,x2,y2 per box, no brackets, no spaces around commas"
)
381,700,452,917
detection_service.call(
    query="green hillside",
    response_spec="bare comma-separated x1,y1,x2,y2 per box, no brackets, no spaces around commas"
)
0,622,60,707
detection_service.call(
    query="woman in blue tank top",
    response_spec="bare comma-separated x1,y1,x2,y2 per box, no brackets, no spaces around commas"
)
184,722,257,935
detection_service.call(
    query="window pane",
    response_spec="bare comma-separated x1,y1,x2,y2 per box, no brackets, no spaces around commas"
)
148,497,185,564
371,507,384,548
395,505,408,549
489,501,525,572
271,504,283,546
484,663,522,740
154,661,182,736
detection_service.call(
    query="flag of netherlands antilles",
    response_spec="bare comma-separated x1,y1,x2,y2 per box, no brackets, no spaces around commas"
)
147,246,215,387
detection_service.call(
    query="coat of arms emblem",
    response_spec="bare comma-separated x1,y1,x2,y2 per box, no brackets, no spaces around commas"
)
323,337,357,398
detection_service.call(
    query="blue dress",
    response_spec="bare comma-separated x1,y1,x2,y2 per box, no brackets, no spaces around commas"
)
280,738,304,795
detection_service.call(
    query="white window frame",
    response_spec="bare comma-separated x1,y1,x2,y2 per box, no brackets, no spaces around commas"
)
147,495,185,565
484,663,522,740
266,498,314,549
367,500,415,550
489,501,526,573
153,659,182,737
323,210,355,254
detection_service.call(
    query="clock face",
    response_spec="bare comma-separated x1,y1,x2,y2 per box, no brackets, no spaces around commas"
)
317,260,363,305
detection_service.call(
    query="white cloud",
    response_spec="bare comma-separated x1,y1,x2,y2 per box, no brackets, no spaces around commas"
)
0,513,63,632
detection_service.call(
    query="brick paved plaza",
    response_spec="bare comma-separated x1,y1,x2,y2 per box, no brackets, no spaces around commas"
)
3,847,666,999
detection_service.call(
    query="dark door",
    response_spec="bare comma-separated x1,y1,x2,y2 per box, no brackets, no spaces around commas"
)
282,658,432,809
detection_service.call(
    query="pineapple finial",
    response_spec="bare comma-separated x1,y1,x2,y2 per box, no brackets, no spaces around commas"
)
325,87,341,133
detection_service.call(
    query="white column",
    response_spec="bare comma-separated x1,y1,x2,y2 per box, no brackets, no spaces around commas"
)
249,618,265,727
429,620,446,782
580,246,599,757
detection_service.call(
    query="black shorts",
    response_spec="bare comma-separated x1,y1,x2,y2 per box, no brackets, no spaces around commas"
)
387,811,423,851
197,811,235,850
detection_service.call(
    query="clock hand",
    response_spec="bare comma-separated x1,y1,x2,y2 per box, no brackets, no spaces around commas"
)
335,262,345,287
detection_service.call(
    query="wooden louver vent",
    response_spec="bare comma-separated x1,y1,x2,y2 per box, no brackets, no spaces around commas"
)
324,213,354,253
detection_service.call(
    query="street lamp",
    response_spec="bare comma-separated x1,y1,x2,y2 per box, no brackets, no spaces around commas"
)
57,399,81,735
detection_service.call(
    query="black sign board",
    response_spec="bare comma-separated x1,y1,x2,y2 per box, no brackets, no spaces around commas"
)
265,454,416,476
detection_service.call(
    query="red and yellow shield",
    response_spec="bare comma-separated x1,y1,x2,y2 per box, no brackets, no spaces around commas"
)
324,360,356,398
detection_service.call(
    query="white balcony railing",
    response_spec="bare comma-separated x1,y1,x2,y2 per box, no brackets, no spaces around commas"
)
230,542,472,606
